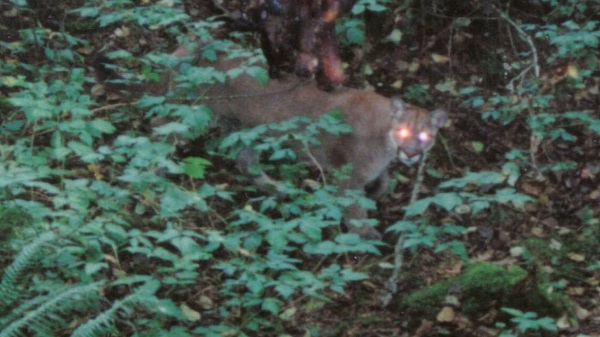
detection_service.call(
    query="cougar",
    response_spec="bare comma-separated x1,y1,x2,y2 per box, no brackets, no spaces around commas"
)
96,43,448,239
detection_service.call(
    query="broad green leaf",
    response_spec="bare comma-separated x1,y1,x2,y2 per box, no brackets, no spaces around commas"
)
403,197,434,217
494,188,535,207
266,230,287,252
90,119,116,134
439,170,506,189
84,262,108,275
340,269,368,281
432,192,463,212
386,220,418,233
182,157,211,179
153,122,189,135
261,297,280,315
245,66,269,85
269,148,295,161
305,240,336,255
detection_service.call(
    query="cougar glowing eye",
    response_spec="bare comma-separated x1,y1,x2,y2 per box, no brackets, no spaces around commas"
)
418,131,430,142
397,127,411,139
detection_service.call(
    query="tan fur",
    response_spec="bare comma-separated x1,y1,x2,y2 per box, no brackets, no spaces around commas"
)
101,45,448,239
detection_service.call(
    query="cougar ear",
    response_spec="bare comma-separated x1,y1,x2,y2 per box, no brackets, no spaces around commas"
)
390,96,408,117
430,109,449,128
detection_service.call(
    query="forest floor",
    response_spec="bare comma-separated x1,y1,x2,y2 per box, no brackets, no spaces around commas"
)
3,0,600,336
100,2,600,336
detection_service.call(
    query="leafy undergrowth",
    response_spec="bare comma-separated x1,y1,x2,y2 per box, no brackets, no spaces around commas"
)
1,0,600,337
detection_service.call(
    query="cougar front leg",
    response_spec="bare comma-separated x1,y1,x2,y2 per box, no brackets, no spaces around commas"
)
343,202,382,240
365,170,391,201
236,147,287,197
338,179,382,240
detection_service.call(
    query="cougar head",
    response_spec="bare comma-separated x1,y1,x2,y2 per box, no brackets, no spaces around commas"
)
389,97,448,165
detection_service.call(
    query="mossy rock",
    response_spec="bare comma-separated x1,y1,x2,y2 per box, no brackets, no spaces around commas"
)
398,262,569,321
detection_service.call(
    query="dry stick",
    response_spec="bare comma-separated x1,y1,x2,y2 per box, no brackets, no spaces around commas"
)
381,144,432,307
497,9,539,77
497,8,539,89
382,9,540,306
91,102,131,113
496,8,544,180
303,141,327,186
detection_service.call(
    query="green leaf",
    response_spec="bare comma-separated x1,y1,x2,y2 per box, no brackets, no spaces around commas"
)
299,221,323,241
279,306,296,319
155,298,185,319
306,240,336,254
346,26,365,45
386,29,402,44
141,64,161,82
501,162,521,186
439,170,506,189
77,6,99,17
23,181,60,194
494,188,535,207
90,119,116,134
403,197,434,217
339,268,368,281
160,186,193,217
432,192,463,212
85,262,108,275
179,105,213,133
182,157,211,179
501,307,524,317
245,66,269,85
2,75,28,88
138,95,166,107
275,284,295,298
269,148,295,161
265,230,288,252
105,223,128,242
386,220,418,233
471,141,484,153
153,122,189,135
68,141,93,156
261,297,280,315
171,236,210,261
335,233,362,245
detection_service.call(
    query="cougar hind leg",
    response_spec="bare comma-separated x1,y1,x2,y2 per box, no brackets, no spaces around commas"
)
236,147,287,197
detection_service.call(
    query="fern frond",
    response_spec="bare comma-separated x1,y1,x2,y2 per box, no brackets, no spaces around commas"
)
0,232,56,310
0,281,104,337
70,280,173,337
0,292,54,329
69,305,119,337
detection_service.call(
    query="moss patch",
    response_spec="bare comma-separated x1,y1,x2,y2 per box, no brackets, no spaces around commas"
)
398,262,569,322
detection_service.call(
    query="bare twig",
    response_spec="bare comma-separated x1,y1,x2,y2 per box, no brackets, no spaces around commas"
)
91,102,132,113
381,144,432,307
496,8,544,179
496,8,540,92
303,141,327,186
505,63,535,92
